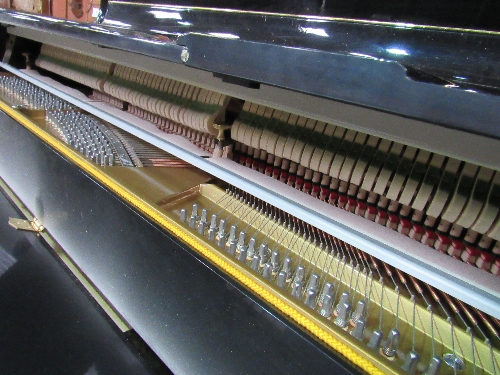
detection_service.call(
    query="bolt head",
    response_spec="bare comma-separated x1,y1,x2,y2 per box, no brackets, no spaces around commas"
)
181,48,189,63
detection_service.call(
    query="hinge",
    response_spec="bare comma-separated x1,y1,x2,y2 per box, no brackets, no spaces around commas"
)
8,217,44,233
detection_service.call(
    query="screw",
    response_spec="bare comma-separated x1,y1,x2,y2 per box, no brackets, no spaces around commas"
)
180,48,189,63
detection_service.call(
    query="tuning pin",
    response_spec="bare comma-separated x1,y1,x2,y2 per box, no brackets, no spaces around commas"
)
367,329,383,350
189,215,198,230
247,237,257,259
237,231,247,252
276,271,287,288
318,294,334,318
318,282,334,307
350,318,366,341
401,351,420,374
200,208,208,224
197,221,207,235
258,243,269,265
294,265,305,282
291,280,303,299
189,205,198,228
334,292,350,316
262,263,273,279
238,247,247,262
270,251,280,274
251,254,261,271
381,328,400,359
334,302,352,329
424,356,442,375
102,153,112,167
179,208,187,223
209,214,218,230
306,273,320,292
85,145,91,158
208,227,216,242
304,288,317,308
282,257,293,281
217,219,227,248
228,239,237,256
217,237,226,249
350,300,366,326
228,224,238,243
442,353,465,372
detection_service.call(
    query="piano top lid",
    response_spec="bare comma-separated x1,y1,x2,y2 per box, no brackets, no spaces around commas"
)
101,0,500,92
95,0,500,139
114,0,500,32
2,1,500,139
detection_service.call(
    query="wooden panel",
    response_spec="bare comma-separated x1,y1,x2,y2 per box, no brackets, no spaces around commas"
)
0,0,11,9
11,0,49,13
51,0,66,18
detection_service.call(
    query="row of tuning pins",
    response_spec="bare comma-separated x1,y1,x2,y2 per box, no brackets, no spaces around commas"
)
366,328,442,375
218,194,470,375
179,203,371,347
46,109,116,166
179,201,446,375
0,76,70,110
0,76,115,166
179,203,280,271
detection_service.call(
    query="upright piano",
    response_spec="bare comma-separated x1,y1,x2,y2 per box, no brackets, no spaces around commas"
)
0,0,498,374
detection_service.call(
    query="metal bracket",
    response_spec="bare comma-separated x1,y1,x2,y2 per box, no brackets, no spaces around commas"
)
212,123,232,157
213,123,231,144
8,217,44,232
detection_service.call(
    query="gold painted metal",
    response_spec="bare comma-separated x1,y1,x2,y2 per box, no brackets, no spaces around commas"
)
0,82,386,375
1,78,499,375
160,184,500,375
103,167,213,204
0,87,387,375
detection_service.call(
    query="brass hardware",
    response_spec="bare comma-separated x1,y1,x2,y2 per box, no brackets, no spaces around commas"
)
213,123,231,142
8,217,44,233
212,123,232,157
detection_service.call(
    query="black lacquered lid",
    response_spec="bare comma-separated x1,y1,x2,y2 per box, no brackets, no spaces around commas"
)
113,0,500,31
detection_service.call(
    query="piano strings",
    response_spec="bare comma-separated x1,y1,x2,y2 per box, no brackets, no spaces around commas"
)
1,45,499,375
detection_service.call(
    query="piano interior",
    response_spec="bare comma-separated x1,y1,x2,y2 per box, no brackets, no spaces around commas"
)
0,2,499,375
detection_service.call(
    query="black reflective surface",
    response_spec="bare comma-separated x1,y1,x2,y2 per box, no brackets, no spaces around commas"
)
102,1,500,91
0,11,183,63
0,112,362,375
0,175,164,374
1,5,500,139
115,0,500,31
